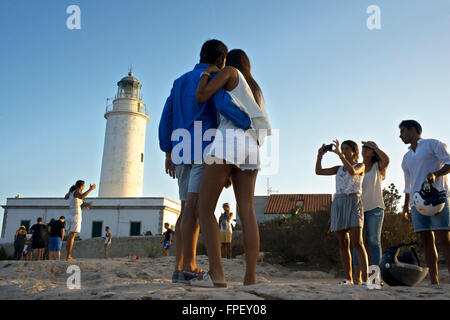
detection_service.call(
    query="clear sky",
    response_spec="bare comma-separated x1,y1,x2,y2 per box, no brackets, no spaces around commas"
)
1,0,449,233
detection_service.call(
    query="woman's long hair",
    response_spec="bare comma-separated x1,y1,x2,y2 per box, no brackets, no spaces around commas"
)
69,180,85,193
225,49,262,106
342,140,359,163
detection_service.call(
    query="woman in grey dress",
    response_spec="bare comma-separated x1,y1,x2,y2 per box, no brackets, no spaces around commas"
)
315,139,369,285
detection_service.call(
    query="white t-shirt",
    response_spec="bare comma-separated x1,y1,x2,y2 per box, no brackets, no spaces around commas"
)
401,138,450,207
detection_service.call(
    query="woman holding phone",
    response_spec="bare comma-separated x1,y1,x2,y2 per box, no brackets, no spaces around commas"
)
316,140,369,285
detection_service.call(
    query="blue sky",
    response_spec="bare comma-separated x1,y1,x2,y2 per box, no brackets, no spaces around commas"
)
1,0,449,233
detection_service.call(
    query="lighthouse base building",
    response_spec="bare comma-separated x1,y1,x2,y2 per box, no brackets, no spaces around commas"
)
1,197,180,244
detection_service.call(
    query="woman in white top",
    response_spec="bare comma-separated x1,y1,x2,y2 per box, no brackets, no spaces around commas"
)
353,141,390,284
193,49,271,287
316,139,369,285
64,180,96,261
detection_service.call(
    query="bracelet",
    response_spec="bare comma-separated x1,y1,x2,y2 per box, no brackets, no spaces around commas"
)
201,71,211,78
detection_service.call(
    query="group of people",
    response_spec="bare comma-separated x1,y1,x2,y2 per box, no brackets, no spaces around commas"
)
13,216,66,261
158,39,449,287
13,180,113,261
315,120,449,285
159,39,270,287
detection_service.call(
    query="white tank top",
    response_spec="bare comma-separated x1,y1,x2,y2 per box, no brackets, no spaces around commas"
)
218,70,261,129
362,162,385,211
335,164,364,195
69,191,83,217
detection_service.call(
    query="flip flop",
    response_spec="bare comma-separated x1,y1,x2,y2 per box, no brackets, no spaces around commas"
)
338,279,353,286
188,272,227,288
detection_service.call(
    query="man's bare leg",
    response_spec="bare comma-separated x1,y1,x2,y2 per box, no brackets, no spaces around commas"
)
181,192,201,273
419,231,439,284
174,201,185,271
435,230,450,284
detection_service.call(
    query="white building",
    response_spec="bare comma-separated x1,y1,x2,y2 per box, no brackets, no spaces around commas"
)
1,197,180,243
0,70,180,243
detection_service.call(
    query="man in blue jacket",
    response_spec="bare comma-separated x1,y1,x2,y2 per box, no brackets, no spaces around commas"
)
159,39,251,283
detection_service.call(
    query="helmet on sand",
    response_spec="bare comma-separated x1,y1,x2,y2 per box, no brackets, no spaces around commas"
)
380,242,429,286
413,180,446,217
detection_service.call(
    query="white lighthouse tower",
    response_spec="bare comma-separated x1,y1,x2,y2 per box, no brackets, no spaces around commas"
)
98,70,149,197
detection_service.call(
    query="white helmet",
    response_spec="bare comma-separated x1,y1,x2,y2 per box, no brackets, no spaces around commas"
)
413,180,446,217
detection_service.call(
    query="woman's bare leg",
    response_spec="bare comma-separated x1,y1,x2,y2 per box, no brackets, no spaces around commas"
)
337,230,352,283
66,232,76,261
350,227,369,282
197,163,233,285
231,168,259,285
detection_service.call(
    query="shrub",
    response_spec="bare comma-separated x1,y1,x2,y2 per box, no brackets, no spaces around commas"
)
259,208,340,266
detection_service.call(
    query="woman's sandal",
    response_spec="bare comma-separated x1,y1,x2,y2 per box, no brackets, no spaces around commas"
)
338,279,353,286
189,272,227,288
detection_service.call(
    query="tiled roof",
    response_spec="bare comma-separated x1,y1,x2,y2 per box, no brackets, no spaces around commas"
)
264,194,332,214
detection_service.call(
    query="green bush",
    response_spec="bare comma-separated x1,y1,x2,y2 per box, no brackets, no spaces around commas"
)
257,184,419,268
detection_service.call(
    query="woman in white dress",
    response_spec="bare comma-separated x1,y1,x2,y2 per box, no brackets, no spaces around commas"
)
193,49,271,287
64,180,96,261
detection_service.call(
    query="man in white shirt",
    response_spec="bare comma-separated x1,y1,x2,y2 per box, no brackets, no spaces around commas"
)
400,120,450,284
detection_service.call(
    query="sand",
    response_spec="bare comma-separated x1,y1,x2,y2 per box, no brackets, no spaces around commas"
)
0,255,448,300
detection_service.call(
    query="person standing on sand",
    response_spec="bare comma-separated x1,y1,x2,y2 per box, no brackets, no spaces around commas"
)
158,39,251,283
104,226,112,259
30,217,46,261
219,203,234,259
316,139,369,285
64,180,96,261
399,120,450,285
13,226,27,260
352,141,390,284
49,216,65,260
161,223,173,257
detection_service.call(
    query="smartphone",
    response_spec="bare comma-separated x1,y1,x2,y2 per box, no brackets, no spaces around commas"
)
323,144,333,152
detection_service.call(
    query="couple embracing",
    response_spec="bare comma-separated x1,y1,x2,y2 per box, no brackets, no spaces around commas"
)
158,39,271,287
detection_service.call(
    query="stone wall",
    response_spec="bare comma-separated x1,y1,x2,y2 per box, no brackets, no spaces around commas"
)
0,231,244,260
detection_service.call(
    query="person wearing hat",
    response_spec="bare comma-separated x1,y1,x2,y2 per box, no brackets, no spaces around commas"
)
13,226,27,260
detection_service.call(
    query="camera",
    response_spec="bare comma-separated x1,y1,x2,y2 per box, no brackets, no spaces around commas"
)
323,144,333,152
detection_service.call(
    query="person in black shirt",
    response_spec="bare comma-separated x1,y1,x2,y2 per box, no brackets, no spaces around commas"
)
49,216,65,260
161,223,173,256
30,217,46,260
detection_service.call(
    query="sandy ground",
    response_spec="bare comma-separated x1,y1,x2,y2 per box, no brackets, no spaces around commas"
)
0,255,448,300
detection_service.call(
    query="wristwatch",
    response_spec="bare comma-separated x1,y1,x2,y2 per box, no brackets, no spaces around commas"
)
201,71,211,78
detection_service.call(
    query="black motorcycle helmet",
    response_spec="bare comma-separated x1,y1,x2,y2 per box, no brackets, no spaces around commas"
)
380,242,429,286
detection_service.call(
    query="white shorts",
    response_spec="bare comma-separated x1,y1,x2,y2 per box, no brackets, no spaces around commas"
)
206,127,260,171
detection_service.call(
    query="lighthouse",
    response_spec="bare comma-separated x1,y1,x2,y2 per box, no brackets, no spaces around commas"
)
98,70,149,197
